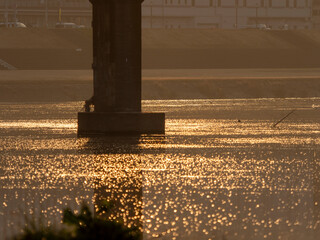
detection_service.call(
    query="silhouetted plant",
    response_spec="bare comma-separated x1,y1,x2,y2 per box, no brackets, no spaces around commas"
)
13,200,142,240
13,223,70,240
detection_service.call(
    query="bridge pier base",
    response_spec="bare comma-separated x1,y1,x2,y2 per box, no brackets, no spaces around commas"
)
78,112,165,136
77,0,165,136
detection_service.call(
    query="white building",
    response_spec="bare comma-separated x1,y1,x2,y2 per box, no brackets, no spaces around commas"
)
142,0,313,29
0,0,313,29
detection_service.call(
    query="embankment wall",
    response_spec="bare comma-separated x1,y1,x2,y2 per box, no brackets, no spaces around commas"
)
0,29,320,69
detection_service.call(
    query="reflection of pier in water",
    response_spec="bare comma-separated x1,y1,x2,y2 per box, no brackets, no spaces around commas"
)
83,135,166,230
94,172,143,229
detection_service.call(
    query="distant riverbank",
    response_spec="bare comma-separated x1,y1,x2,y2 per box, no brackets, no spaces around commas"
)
1,29,320,69
0,69,320,102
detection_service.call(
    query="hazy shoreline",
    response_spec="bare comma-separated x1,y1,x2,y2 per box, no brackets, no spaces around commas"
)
0,69,320,102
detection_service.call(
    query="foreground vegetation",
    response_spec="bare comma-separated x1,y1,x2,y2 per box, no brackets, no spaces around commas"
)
14,201,141,240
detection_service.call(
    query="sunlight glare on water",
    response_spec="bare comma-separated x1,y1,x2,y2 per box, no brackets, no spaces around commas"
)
0,98,319,240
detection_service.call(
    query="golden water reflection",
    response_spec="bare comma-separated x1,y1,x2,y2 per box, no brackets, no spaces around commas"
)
0,98,319,240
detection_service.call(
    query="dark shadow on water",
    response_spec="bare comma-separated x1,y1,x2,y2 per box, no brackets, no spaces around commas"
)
94,175,143,231
78,134,166,154
78,135,167,231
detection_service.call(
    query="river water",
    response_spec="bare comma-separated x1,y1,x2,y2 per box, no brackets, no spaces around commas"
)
0,98,319,240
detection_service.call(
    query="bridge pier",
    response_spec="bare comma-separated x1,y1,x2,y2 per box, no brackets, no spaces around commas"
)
78,0,165,136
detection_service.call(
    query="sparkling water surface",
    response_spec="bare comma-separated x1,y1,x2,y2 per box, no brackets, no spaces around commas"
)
0,98,319,240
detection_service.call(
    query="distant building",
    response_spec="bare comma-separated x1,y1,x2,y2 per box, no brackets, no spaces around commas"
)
0,0,314,29
142,0,313,30
0,0,91,28
312,0,320,28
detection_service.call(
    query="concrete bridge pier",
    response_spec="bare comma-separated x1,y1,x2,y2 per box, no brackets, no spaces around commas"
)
78,0,165,136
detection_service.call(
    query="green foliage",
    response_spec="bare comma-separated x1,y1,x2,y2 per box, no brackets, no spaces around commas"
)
13,224,71,240
14,201,142,240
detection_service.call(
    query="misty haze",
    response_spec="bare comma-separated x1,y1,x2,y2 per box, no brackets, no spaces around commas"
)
0,0,320,240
